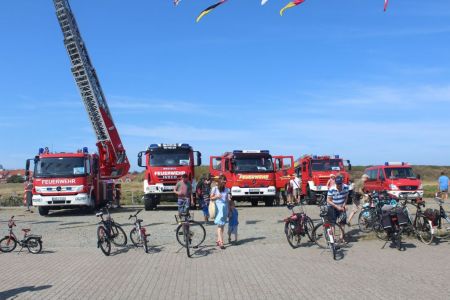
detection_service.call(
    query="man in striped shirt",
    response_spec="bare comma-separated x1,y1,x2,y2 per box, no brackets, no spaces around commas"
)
326,175,349,224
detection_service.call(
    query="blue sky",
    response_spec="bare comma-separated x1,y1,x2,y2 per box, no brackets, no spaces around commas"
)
0,0,449,170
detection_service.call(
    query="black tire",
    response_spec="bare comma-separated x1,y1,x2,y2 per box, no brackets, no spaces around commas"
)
358,209,374,233
394,230,402,251
184,225,191,257
251,200,258,207
264,198,274,207
176,221,206,248
130,228,143,247
38,207,49,216
416,217,434,245
97,226,111,256
26,237,42,254
331,242,337,260
0,237,17,252
143,233,149,254
374,223,390,241
111,223,127,247
304,217,315,242
285,222,301,249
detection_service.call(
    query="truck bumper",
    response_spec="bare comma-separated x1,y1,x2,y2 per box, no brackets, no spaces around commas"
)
388,190,424,199
231,186,276,197
32,193,91,207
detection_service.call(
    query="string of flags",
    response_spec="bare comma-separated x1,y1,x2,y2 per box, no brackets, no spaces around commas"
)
173,1,391,22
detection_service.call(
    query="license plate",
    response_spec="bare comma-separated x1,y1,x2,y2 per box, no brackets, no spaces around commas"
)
52,196,66,201
249,189,260,193
163,186,174,191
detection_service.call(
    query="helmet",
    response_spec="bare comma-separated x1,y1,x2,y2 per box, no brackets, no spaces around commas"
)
335,176,344,185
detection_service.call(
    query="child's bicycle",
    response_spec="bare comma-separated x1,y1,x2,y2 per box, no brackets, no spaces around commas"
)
0,216,43,254
283,203,314,248
129,209,150,253
175,201,206,258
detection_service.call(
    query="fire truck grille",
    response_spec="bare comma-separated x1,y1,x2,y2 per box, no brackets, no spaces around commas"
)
318,178,329,186
399,186,418,191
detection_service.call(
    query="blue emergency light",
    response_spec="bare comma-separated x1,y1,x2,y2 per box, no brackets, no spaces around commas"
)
180,143,190,149
261,150,270,154
233,150,243,154
335,155,340,159
83,147,88,153
39,148,44,154
149,144,159,149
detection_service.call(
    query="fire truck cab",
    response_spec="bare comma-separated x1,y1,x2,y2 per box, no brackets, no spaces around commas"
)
363,162,423,200
138,143,201,210
26,147,116,216
210,150,294,206
295,155,352,204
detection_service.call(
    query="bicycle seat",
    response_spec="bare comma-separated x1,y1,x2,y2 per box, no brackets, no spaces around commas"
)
22,228,31,233
137,219,143,223
96,212,103,217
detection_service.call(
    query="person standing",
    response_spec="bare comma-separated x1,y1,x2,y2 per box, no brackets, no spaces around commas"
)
228,200,239,244
24,179,33,212
327,174,336,190
326,175,349,226
198,174,212,223
210,175,230,249
438,172,449,200
291,174,302,204
347,174,369,225
174,174,193,214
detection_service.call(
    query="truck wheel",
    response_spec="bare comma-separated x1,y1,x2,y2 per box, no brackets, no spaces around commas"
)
38,207,49,216
251,200,258,207
264,198,274,207
144,195,157,211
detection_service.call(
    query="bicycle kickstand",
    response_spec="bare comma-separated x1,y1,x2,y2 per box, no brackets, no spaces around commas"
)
381,240,388,249
18,246,24,254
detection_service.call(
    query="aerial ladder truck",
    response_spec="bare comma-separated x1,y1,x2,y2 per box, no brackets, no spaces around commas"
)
26,0,130,215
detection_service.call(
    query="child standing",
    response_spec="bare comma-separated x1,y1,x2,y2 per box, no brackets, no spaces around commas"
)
228,201,239,244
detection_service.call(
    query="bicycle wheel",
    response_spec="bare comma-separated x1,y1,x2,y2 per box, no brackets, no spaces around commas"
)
97,226,111,256
26,237,42,254
358,210,374,233
331,242,337,260
284,222,301,249
184,224,191,257
415,217,434,245
304,217,315,242
332,223,345,248
0,237,17,252
374,223,389,241
111,223,127,247
130,228,143,247
176,221,206,248
312,222,327,249
394,230,402,251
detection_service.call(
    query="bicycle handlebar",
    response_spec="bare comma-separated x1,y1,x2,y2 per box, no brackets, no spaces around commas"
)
128,209,143,220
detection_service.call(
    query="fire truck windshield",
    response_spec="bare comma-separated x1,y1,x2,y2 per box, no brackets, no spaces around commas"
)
233,157,274,173
385,167,416,179
311,159,343,171
34,157,86,178
150,151,190,167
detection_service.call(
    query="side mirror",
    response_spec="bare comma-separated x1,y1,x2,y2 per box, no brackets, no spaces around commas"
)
196,152,202,166
417,174,421,180
347,160,352,171
137,151,145,168
25,159,30,172
93,158,99,174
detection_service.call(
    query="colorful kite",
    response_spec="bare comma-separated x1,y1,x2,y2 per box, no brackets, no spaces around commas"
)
280,0,305,16
196,0,228,22
384,0,389,12
173,0,181,6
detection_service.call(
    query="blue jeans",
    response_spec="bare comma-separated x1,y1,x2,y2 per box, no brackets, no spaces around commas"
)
177,198,190,214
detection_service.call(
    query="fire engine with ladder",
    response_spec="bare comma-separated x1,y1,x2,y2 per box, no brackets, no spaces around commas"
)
25,0,130,216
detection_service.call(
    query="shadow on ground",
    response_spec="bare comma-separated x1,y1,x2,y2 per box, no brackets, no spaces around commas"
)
0,285,52,299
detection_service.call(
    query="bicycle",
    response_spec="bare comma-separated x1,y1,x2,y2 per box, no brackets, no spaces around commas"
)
174,201,206,258
284,203,314,248
0,216,43,254
419,196,450,243
129,209,150,253
312,205,345,260
374,201,410,251
358,191,391,233
96,202,127,256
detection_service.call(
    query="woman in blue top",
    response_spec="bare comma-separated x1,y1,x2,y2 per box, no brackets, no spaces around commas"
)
210,175,230,249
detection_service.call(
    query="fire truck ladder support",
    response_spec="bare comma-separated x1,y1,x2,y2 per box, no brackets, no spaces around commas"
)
53,0,129,178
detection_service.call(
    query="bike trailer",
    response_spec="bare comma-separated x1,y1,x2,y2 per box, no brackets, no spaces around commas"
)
424,208,440,226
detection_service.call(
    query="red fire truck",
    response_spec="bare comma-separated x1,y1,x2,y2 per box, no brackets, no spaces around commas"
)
25,0,130,216
210,150,294,206
294,155,352,204
138,144,201,210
